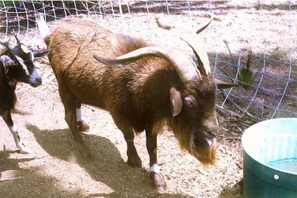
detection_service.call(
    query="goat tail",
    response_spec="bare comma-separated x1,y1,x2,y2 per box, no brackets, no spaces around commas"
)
36,14,51,41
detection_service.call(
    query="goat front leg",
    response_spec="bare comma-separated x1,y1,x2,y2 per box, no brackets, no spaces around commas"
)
113,118,142,167
2,111,32,153
146,129,166,192
124,130,142,168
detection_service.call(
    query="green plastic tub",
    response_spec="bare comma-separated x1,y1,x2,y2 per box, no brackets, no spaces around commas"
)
242,118,297,198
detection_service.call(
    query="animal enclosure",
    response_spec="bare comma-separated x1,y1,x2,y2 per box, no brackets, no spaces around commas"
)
0,1,296,197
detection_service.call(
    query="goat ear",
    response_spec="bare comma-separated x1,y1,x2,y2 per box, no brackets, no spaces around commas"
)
0,55,15,68
33,48,52,58
215,78,237,89
170,87,183,117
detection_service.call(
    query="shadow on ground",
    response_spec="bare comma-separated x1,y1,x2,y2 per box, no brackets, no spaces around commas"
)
0,150,85,197
26,124,185,198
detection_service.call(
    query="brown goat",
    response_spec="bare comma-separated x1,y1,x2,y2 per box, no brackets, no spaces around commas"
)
38,17,232,191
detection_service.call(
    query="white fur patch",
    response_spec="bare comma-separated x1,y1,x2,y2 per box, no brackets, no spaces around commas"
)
16,56,29,75
9,125,18,133
150,164,160,174
76,108,82,122
36,15,51,39
18,142,32,154
206,138,215,146
29,51,34,61
30,69,41,82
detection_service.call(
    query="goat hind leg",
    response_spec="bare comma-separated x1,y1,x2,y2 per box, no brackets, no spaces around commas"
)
75,103,90,132
66,106,92,159
59,87,91,159
2,111,32,153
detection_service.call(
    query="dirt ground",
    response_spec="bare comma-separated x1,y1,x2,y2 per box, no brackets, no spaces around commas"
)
0,1,296,198
0,67,243,198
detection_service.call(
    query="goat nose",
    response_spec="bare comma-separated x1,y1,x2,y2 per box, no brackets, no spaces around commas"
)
29,68,42,87
30,76,42,87
36,76,42,85
33,77,42,87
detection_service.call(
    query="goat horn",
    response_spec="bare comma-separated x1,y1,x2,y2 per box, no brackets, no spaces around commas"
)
181,36,211,76
196,15,213,34
94,46,201,82
155,14,213,76
12,30,22,46
155,15,174,30
180,16,213,76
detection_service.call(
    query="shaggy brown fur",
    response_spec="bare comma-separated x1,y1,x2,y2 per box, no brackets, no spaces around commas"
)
43,18,220,191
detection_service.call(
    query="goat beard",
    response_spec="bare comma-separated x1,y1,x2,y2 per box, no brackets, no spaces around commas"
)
189,134,217,166
168,121,217,166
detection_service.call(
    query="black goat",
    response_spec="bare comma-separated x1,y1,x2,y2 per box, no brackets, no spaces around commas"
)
0,33,49,153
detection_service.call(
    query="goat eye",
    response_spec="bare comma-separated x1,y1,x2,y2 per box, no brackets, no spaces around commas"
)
184,97,194,107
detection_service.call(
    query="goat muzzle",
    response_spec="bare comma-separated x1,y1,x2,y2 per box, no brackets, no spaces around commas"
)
29,69,42,87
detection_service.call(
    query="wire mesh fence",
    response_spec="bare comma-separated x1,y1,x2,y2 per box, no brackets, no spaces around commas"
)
1,0,297,121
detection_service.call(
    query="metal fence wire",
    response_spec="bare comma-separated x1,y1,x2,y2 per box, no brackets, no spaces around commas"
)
1,0,297,121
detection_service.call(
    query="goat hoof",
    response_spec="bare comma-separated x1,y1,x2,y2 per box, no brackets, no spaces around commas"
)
150,172,167,193
78,121,90,132
18,142,32,154
127,155,142,168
